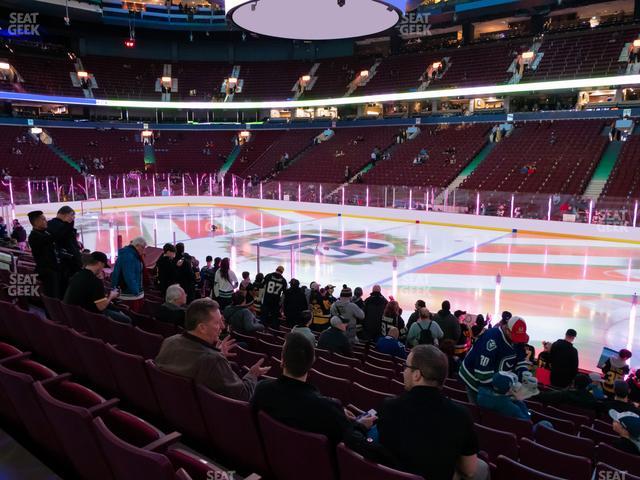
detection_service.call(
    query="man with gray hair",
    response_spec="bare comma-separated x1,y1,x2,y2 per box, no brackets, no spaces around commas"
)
111,236,147,312
317,315,353,357
156,298,270,400
156,283,187,328
376,345,488,480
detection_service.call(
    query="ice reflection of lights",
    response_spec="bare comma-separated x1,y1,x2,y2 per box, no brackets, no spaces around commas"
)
392,258,398,299
494,273,501,321
627,293,637,352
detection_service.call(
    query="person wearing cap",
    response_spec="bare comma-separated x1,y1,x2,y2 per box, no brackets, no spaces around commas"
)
434,300,461,344
604,380,640,417
459,313,529,404
283,278,308,328
261,266,287,328
156,243,178,298
27,210,61,299
362,285,388,341
223,291,265,334
610,410,640,455
477,371,531,420
603,349,633,397
548,328,579,389
330,286,364,345
587,372,607,401
406,300,426,332
63,251,131,324
318,316,353,357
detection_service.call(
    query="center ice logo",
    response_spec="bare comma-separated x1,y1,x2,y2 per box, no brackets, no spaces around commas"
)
255,234,394,258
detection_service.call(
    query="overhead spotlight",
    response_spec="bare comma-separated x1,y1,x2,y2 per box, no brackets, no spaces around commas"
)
337,0,346,7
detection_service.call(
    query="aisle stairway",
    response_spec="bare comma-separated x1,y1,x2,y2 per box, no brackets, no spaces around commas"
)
583,140,623,200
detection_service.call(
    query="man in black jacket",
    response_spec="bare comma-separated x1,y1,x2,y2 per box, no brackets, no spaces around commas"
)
362,285,388,341
283,278,308,328
28,210,61,298
156,243,178,298
47,205,81,294
251,332,375,447
318,316,353,357
434,300,461,343
549,328,579,388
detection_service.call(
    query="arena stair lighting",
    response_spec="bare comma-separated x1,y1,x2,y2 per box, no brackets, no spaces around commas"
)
1,74,640,109
225,0,406,40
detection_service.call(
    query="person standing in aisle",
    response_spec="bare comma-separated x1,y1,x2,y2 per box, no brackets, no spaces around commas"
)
261,265,287,328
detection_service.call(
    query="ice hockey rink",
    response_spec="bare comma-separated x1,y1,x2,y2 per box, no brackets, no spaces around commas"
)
75,204,640,371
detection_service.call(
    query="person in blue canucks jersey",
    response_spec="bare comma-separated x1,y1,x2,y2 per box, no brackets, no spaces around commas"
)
459,311,530,404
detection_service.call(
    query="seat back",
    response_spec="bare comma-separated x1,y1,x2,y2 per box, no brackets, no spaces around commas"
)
519,437,591,480
332,353,361,367
41,319,86,376
0,360,64,458
475,423,518,462
15,308,57,363
314,356,353,379
594,462,640,480
495,455,565,480
257,411,336,480
108,319,140,355
545,406,590,428
145,360,208,443
352,368,391,392
195,385,269,475
481,409,533,438
92,416,175,480
595,442,640,474
83,309,113,341
104,344,161,418
60,302,92,334
579,425,617,446
234,345,266,369
70,329,118,394
2,302,31,348
309,369,351,406
534,423,594,458
41,295,68,324
336,443,422,480
33,381,114,480
531,409,576,435
133,327,164,359
348,382,392,411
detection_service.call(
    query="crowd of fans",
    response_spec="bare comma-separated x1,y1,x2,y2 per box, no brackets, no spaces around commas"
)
19,206,640,478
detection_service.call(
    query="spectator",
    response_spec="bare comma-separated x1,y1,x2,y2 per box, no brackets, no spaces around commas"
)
309,283,330,331
251,272,265,318
251,332,375,449
47,206,82,294
406,300,426,331
536,373,600,410
155,298,269,400
605,380,640,416
460,314,529,404
470,314,487,343
0,217,7,240
440,339,460,378
406,307,444,347
156,243,178,298
213,258,237,310
375,327,407,359
27,211,61,298
602,349,633,397
223,291,264,334
351,286,365,311
63,251,130,324
200,255,215,297
156,284,187,328
291,310,316,345
609,410,640,455
330,286,364,345
262,266,287,328
454,310,472,357
362,285,388,341
318,316,353,357
434,300,461,343
174,243,196,303
588,372,607,401
10,219,27,250
376,345,488,480
283,278,308,328
380,300,404,338
239,271,251,290
111,236,147,312
628,370,640,403
478,372,530,420
549,328,579,388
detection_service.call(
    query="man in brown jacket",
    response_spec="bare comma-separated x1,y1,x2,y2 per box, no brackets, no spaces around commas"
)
155,297,270,401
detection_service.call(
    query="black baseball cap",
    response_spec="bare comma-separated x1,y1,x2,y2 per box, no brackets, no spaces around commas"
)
91,251,111,268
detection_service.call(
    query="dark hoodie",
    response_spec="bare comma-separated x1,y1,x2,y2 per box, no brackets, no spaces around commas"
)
47,217,82,271
283,285,308,327
362,292,388,341
434,308,460,343
223,304,264,334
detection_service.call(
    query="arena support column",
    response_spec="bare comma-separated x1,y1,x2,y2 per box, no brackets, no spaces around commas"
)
462,22,474,45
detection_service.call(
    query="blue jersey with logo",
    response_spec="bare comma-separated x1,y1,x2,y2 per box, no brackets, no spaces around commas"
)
459,326,528,392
